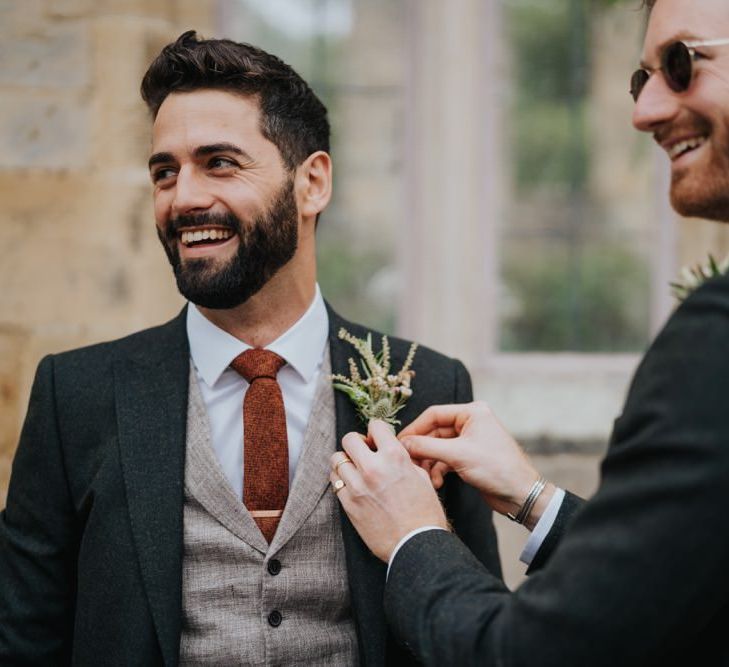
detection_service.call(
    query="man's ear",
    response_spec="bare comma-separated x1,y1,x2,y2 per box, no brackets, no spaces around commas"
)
296,151,332,221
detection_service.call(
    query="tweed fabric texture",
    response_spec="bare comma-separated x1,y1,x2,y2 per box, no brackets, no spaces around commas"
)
231,349,289,542
179,353,359,666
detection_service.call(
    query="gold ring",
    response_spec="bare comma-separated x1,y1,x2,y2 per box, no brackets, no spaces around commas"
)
332,479,346,494
334,457,353,474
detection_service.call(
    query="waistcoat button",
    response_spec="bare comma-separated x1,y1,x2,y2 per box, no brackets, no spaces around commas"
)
267,559,282,576
268,610,283,627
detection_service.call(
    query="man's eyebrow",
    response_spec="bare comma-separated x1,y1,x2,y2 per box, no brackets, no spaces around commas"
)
640,31,701,69
193,143,254,162
148,143,255,171
148,151,175,170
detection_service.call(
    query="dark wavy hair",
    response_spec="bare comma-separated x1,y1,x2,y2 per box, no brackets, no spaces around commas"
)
141,30,330,170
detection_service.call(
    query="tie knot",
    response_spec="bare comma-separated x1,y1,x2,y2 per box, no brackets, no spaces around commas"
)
231,349,286,383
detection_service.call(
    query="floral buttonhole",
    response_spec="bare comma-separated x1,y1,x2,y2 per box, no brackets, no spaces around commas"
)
331,327,417,428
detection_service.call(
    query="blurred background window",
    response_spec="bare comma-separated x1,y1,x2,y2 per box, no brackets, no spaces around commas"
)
498,0,659,353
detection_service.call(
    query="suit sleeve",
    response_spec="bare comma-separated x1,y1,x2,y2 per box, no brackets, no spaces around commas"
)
0,356,77,664
385,277,729,667
439,360,502,578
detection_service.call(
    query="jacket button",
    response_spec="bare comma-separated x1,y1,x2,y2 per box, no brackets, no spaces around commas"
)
267,559,282,576
268,610,283,627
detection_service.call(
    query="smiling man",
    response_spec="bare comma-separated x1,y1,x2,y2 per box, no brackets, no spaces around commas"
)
632,10,729,221
0,31,501,666
328,1,729,666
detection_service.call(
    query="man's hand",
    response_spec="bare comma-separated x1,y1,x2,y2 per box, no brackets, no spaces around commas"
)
398,402,555,530
330,420,450,562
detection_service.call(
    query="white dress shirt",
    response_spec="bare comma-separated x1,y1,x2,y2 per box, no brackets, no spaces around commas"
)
519,487,565,565
186,285,329,499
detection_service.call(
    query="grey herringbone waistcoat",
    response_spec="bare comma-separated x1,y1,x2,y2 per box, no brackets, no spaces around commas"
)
180,353,359,666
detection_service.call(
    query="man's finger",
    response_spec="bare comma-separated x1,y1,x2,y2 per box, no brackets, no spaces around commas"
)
339,431,373,466
368,419,404,453
331,456,359,488
329,470,352,503
401,434,460,468
430,461,450,489
398,404,469,439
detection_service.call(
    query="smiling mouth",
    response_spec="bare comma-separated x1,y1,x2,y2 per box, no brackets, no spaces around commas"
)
179,228,235,248
667,135,708,161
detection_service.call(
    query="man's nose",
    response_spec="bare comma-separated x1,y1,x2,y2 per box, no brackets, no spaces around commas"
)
632,72,681,133
171,167,214,217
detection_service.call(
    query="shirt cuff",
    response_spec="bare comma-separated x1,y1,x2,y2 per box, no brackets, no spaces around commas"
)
387,526,447,579
519,487,565,566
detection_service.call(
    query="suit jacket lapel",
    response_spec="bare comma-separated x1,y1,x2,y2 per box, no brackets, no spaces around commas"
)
327,304,388,667
115,309,189,667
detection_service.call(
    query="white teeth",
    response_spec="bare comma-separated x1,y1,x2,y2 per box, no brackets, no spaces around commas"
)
179,228,233,246
668,136,706,159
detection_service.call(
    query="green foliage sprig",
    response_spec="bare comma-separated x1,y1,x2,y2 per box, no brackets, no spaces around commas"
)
671,253,729,302
331,328,417,426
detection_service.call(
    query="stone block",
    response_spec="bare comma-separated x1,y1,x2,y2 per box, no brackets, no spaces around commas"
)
0,90,90,168
0,170,181,334
0,22,89,88
89,18,164,168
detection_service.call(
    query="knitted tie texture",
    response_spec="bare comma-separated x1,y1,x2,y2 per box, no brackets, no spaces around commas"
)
230,349,289,543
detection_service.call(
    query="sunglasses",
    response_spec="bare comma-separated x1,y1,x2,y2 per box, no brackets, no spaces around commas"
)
630,38,729,102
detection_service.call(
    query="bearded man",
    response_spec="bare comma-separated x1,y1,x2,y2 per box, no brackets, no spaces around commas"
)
0,31,500,666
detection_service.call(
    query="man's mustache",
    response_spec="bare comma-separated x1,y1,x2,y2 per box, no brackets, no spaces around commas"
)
166,212,242,239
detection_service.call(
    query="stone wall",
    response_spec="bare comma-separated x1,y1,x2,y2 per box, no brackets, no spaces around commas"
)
0,0,215,506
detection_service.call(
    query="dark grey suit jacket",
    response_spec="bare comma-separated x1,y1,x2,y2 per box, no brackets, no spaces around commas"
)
385,274,729,667
0,305,501,666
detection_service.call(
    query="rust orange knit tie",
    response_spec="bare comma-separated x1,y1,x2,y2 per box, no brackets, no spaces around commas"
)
230,349,289,543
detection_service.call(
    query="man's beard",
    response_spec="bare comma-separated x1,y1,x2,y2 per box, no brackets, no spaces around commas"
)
669,126,729,222
158,178,299,309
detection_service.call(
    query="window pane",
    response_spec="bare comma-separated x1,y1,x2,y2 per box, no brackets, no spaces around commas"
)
220,0,406,334
498,0,656,352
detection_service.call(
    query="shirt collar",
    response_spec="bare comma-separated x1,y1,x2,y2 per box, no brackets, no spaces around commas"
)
187,285,329,388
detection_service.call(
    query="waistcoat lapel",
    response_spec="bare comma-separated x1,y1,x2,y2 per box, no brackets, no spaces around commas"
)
185,367,268,553
269,350,335,552
115,310,189,667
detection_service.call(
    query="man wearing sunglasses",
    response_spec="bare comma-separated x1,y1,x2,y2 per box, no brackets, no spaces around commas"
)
327,1,729,665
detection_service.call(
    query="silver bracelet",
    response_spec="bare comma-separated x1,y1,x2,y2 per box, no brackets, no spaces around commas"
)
507,477,547,525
